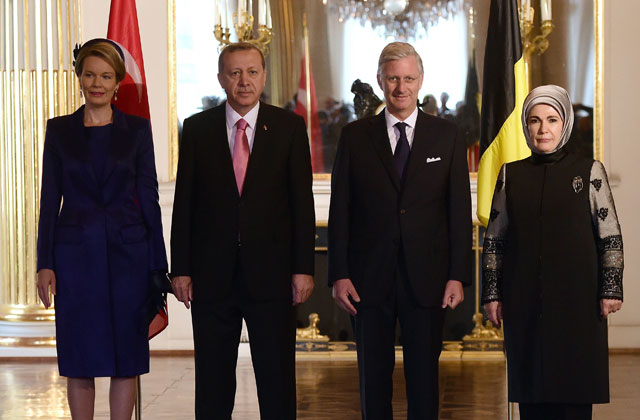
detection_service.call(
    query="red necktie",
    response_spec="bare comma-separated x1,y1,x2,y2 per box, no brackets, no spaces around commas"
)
233,118,250,194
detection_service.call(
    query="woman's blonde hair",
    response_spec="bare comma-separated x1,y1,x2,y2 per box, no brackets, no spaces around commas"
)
74,40,126,82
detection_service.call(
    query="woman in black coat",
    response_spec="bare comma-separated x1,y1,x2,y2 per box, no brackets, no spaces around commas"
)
482,85,623,420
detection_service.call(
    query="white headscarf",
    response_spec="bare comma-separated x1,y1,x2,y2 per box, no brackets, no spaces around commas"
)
521,85,575,154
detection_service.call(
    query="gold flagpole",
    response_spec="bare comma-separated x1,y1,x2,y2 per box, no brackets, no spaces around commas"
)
135,376,142,420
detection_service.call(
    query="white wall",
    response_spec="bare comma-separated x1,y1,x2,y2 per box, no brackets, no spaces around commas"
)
603,0,640,348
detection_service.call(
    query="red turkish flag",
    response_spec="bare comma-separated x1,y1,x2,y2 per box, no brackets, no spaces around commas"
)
108,0,166,340
295,55,324,173
107,0,150,120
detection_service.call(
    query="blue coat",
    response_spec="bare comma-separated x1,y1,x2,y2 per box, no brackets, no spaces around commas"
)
37,105,167,378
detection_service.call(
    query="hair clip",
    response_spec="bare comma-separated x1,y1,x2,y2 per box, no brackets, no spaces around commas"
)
72,43,82,68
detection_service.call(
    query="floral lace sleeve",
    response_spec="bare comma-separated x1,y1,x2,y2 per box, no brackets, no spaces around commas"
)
482,164,508,304
590,161,624,301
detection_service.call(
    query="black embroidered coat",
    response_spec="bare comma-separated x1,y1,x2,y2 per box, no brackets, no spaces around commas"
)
482,150,623,404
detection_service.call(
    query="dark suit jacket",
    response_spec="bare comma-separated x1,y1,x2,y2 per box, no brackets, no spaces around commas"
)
328,110,472,307
170,102,315,302
36,105,167,377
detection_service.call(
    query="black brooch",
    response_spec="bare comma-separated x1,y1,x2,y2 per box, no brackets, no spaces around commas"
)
572,176,583,193
597,208,609,221
591,179,602,192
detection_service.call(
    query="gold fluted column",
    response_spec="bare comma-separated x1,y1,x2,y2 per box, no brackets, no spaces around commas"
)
0,0,81,349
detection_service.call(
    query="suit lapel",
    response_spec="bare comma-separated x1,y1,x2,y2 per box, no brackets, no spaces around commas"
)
370,112,401,191
209,104,240,198
405,111,438,186
241,102,269,197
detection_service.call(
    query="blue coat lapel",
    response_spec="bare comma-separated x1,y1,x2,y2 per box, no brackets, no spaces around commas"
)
68,106,100,189
70,105,136,189
101,106,132,187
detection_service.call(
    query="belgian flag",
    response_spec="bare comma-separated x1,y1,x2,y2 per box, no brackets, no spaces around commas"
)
477,0,530,226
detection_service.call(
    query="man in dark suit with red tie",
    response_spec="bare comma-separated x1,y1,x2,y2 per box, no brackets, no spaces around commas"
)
170,42,315,420
329,42,472,420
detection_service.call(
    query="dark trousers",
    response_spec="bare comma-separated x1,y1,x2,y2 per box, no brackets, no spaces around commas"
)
190,260,296,420
519,403,592,420
351,263,446,420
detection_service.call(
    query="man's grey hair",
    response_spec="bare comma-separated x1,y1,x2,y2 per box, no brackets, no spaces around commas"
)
218,42,265,74
377,42,424,78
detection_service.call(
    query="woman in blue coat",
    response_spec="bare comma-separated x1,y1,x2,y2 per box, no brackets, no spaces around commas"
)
36,39,168,420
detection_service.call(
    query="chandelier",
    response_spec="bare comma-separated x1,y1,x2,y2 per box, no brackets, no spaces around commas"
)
323,0,471,40
213,0,273,56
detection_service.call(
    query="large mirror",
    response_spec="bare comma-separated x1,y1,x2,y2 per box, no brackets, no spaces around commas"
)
168,0,603,180
167,0,603,343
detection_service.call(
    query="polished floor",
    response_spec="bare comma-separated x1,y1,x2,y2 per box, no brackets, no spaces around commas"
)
0,354,638,419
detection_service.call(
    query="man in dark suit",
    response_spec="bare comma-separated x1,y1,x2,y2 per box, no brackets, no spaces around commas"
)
328,42,472,420
170,42,315,420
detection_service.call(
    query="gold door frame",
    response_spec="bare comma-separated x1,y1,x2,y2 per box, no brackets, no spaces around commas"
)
594,0,604,162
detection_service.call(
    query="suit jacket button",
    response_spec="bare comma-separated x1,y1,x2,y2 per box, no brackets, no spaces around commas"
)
237,242,242,248
400,209,406,215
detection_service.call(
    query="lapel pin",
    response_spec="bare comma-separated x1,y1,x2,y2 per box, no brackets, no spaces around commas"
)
572,176,583,193
263,124,268,131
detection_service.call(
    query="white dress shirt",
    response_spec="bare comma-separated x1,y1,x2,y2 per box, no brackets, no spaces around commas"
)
384,106,418,153
225,101,260,156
